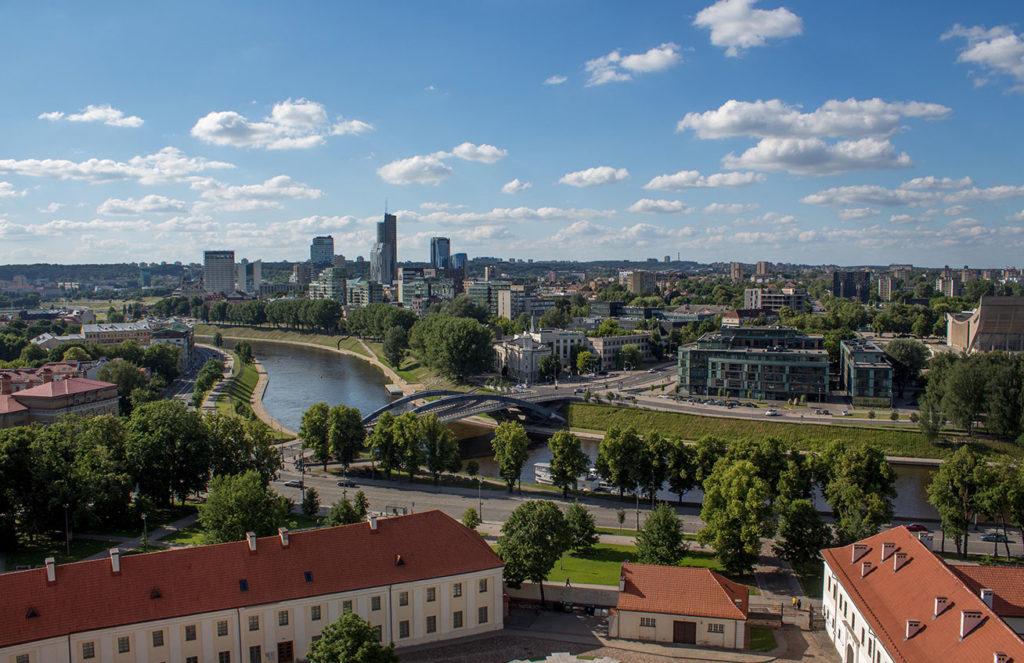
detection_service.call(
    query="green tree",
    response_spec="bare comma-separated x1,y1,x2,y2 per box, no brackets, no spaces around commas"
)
927,446,984,557
942,359,987,436
884,338,929,398
576,350,597,375
692,435,727,486
420,413,461,484
408,314,494,381
300,402,332,470
635,431,670,504
538,354,562,382
392,412,424,481
327,404,366,471
699,459,773,574
977,458,1018,558
234,341,253,365
461,507,481,530
636,503,686,566
382,325,408,368
352,490,369,520
367,411,400,478
212,331,223,347
772,499,831,566
665,437,696,504
917,393,947,442
306,613,398,663
820,443,897,544
199,470,290,543
125,400,211,505
565,501,598,553
142,343,181,382
327,497,361,526
547,430,589,498
62,346,91,361
595,426,642,498
97,358,148,415
302,487,321,517
619,344,644,370
497,500,570,604
491,421,529,492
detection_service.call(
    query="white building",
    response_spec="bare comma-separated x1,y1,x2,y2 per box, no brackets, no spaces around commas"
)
528,329,588,369
494,333,553,383
203,250,236,295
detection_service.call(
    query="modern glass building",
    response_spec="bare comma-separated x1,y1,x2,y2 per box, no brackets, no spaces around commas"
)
430,237,450,269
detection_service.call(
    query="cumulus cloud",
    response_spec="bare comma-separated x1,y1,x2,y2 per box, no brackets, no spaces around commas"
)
1007,210,1024,223
802,178,1024,207
703,202,760,214
722,137,913,175
402,205,616,227
837,208,879,221
39,202,65,213
644,169,764,190
584,43,681,86
377,154,453,185
192,175,323,211
449,142,507,163
544,75,568,85
627,199,694,214
900,176,973,190
559,166,629,187
97,195,188,216
693,0,802,57
0,181,26,198
419,202,466,211
550,219,696,246
889,213,933,225
191,98,372,149
944,205,970,216
0,147,233,185
943,24,1024,90
502,178,532,194
39,104,143,128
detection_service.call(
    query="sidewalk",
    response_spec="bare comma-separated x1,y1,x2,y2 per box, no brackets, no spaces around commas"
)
79,512,200,561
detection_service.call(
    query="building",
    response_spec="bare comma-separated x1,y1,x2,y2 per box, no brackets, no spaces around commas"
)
840,339,893,406
308,268,347,303
742,286,807,313
151,323,196,369
947,296,1024,353
612,563,748,648
621,270,656,295
430,237,451,269
203,250,236,295
290,263,312,287
729,262,743,283
310,236,334,268
677,326,829,401
450,253,468,270
493,333,552,383
346,278,384,308
587,333,653,370
821,526,1024,663
878,275,894,302
721,309,779,327
0,375,118,428
832,271,871,302
29,332,87,350
497,285,541,320
0,511,504,663
755,261,771,277
82,322,152,347
527,329,587,370
370,213,398,285
236,259,262,295
936,275,964,298
889,264,912,282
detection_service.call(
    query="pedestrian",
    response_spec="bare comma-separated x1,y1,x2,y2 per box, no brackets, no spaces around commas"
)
797,599,802,610
565,578,571,588
792,597,797,608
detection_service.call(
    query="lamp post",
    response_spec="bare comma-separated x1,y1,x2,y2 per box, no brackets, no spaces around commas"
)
635,490,640,530
141,513,149,552
63,503,70,557
477,478,483,521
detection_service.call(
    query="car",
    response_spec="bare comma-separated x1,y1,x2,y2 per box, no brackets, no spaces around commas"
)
905,523,929,532
647,368,657,373
657,394,671,399
743,402,758,408
597,370,608,376
337,478,357,487
283,479,303,488
981,533,1009,543
841,410,850,416
765,409,779,417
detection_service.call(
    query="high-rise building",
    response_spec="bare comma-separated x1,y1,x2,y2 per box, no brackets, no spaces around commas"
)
370,213,397,285
755,261,771,276
310,236,334,268
236,258,262,294
878,275,894,302
450,253,468,270
832,270,871,302
430,237,451,269
290,262,312,286
203,250,235,295
729,262,743,283
308,267,346,302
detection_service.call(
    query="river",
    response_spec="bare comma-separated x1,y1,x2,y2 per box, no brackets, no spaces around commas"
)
251,338,939,520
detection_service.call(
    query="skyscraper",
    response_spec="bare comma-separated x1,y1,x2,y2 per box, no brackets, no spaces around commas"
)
370,213,397,285
430,237,450,269
450,253,468,270
236,258,262,294
310,236,334,268
203,250,235,294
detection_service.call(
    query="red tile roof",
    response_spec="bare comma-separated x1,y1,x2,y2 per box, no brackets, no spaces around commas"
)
950,564,1024,618
0,510,502,648
616,563,748,620
0,394,28,415
822,526,1024,662
12,377,116,399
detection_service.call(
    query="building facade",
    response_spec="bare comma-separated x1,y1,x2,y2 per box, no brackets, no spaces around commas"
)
832,271,871,302
587,333,654,369
236,259,262,295
308,268,347,303
370,213,397,285
742,286,807,313
947,296,1024,353
493,333,553,383
345,278,384,308
203,250,236,295
840,339,893,406
310,236,334,268
82,322,153,347
0,376,118,429
430,237,450,269
878,275,894,302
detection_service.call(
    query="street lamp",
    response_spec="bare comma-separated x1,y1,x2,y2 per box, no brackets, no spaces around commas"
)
63,503,70,557
477,477,483,521
141,513,149,552
635,490,640,530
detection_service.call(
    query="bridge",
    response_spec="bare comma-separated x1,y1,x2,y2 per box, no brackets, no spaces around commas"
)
361,389,568,426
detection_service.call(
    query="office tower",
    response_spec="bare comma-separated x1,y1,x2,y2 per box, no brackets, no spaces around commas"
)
291,262,312,286
310,236,334,268
430,237,451,269
832,270,871,302
203,250,235,294
729,262,743,283
450,253,468,270
370,213,397,285
236,258,262,294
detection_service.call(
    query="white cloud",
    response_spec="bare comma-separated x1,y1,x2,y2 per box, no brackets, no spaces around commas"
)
584,43,681,86
693,0,802,57
944,205,970,216
644,169,764,190
549,219,696,246
39,104,143,128
722,137,913,175
0,181,26,198
802,178,1024,207
502,178,532,194
544,75,567,85
0,147,233,185
377,154,453,185
419,202,466,211
403,206,615,227
1007,210,1024,223
627,199,694,214
33,218,153,235
703,202,760,214
192,175,323,211
97,195,188,216
450,142,507,163
559,166,629,187
900,176,973,190
837,208,880,221
943,24,1024,90
677,98,950,139
191,98,371,149
39,202,65,213
889,213,933,225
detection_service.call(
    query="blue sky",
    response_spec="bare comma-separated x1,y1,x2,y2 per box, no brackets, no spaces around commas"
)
1,1,1023,268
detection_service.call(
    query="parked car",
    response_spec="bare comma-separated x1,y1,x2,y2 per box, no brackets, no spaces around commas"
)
981,533,1009,543
337,478,357,487
765,409,780,417
905,523,929,532
841,410,851,416
647,368,657,373
283,479,303,488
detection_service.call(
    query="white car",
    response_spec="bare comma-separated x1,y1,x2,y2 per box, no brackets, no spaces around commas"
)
765,409,780,417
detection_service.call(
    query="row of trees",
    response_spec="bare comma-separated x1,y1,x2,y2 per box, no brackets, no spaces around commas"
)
919,351,1024,440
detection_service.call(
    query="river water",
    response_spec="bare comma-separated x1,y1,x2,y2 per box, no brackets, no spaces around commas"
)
251,339,939,520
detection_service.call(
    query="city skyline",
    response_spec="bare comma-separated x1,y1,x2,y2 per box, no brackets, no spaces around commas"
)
1,2,1023,267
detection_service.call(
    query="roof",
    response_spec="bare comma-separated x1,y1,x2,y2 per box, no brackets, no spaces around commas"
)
13,377,116,399
951,564,1024,618
0,510,502,648
0,395,28,415
616,563,748,621
822,526,1024,663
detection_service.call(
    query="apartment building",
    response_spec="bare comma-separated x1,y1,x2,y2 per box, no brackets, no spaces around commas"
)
81,322,152,347
528,329,588,368
0,511,504,663
587,333,653,369
742,286,806,313
345,278,384,308
308,268,347,303
839,339,893,406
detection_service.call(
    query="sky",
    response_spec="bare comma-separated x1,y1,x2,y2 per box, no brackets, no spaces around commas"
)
1,1,1023,268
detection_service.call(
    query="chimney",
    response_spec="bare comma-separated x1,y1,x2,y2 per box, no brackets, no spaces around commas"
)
41,368,52,383
368,515,378,530
960,610,984,639
934,596,949,618
44,557,56,583
905,619,923,640
109,548,121,573
894,551,909,572
861,561,873,578
918,532,934,550
0,374,10,395
618,576,626,592
246,531,257,552
881,542,895,561
994,653,1009,663
852,543,868,563
278,527,289,547
980,588,994,609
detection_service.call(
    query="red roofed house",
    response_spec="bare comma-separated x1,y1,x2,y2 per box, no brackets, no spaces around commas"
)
822,526,1024,663
0,375,118,428
0,510,504,663
611,563,749,649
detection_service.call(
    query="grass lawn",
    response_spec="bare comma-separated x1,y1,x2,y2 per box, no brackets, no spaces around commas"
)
563,403,1022,459
4,536,122,568
749,627,777,652
216,353,259,417
161,522,206,546
792,561,824,599
91,504,198,538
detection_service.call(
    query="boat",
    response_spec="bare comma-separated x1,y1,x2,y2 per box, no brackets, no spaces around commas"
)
533,462,554,485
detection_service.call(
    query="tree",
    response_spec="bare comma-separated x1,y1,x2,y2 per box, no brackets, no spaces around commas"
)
382,325,408,368
491,421,529,492
327,497,361,526
97,358,148,415
884,338,929,398
565,501,598,553
302,487,321,517
820,443,897,544
300,402,332,470
576,350,597,375
927,446,984,557
595,427,642,498
618,344,643,370
977,458,1018,558
635,431,670,504
698,460,773,574
367,412,400,478
62,346,91,361
420,413,461,484
538,354,562,382
691,435,727,486
547,430,589,498
142,343,181,382
461,507,481,530
942,359,987,436
206,413,284,482
327,404,366,471
408,314,494,381
497,500,570,604
636,503,686,565
234,341,254,365
199,470,291,543
213,331,223,347
352,490,369,521
665,437,696,503
125,400,211,505
306,613,398,663
917,393,947,442
439,293,489,322
772,499,831,566
392,412,424,481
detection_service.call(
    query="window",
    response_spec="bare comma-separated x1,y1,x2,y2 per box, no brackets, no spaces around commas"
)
453,610,463,628
82,643,96,659
399,591,409,606
248,615,259,631
426,615,437,634
426,587,436,603
311,605,322,621
399,620,410,639
342,600,353,614
218,652,231,663
152,630,164,647
117,636,130,654
478,606,488,624
453,583,462,598
374,625,383,642
479,578,488,593
708,623,725,634
15,656,29,663
217,620,229,637
185,625,197,641
249,646,262,663
371,596,381,611
278,610,289,626
639,617,656,628
186,658,198,663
